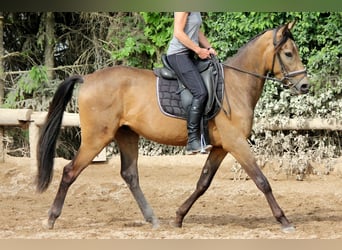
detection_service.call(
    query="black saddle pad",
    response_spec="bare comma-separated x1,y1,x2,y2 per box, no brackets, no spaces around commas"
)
156,77,224,120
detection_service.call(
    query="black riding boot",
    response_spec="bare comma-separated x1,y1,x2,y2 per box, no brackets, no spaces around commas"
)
186,98,205,155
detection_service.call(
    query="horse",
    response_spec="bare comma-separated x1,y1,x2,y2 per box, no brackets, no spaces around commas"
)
36,21,310,233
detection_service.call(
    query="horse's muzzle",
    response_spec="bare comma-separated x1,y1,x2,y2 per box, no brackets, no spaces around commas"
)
298,82,310,94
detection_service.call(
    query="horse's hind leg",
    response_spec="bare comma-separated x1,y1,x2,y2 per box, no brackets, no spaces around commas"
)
175,147,227,227
115,126,159,228
46,138,112,229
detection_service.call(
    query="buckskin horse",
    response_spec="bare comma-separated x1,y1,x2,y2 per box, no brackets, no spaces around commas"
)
36,21,309,232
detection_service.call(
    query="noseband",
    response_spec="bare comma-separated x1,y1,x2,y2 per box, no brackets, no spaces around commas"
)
223,27,307,89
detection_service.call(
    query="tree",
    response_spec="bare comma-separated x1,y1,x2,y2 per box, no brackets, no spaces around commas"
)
43,12,55,81
0,12,4,104
0,12,4,161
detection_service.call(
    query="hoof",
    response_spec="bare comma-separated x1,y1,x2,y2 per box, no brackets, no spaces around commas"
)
146,217,160,229
281,224,295,233
152,220,160,230
169,220,182,228
42,218,54,230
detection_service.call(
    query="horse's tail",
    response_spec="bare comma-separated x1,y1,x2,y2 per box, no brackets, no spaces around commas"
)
36,75,84,193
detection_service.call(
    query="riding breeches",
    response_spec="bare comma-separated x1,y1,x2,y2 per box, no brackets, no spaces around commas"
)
167,53,208,105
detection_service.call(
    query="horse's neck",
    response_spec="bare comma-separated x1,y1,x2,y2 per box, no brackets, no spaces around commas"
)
226,38,271,111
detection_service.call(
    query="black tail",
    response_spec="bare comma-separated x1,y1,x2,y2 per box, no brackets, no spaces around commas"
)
36,75,83,193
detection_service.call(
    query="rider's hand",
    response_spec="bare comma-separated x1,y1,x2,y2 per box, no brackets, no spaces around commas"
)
208,47,217,56
197,47,211,59
197,47,217,59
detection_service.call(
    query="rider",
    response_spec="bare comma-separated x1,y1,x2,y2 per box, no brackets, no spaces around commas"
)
166,12,217,155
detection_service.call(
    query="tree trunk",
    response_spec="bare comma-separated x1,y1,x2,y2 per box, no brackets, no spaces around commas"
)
0,12,4,162
0,12,4,104
44,12,55,81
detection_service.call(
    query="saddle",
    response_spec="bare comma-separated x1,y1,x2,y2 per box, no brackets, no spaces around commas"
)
154,54,224,120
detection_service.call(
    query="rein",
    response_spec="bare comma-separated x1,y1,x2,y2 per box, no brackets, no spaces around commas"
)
221,63,283,83
222,27,307,88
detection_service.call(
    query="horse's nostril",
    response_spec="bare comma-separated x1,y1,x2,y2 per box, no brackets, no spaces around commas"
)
300,83,310,93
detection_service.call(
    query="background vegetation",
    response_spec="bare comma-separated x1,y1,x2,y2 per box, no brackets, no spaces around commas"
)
0,12,341,169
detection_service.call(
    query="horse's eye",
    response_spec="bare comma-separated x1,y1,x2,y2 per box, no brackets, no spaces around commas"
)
285,52,293,58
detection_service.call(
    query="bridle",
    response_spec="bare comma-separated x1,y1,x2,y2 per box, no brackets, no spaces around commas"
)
222,27,307,89
270,28,307,89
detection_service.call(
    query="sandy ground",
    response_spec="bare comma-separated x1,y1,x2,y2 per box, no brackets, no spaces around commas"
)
0,154,341,239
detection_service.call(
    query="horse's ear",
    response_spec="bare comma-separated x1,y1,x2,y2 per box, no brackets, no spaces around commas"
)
287,20,297,31
278,20,296,35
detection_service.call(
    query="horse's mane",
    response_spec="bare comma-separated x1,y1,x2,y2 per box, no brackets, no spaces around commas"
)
224,25,294,64
241,29,271,50
224,29,270,63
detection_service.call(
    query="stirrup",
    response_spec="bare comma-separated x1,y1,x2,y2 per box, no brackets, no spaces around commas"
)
185,145,201,155
200,134,212,154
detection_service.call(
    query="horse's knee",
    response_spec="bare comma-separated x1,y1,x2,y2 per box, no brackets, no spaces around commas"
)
254,175,272,194
121,169,138,188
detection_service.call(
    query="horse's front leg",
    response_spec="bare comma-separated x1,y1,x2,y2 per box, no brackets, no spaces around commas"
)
230,137,295,232
174,147,227,227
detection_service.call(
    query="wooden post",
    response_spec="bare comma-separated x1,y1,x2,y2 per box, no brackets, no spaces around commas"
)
29,120,40,160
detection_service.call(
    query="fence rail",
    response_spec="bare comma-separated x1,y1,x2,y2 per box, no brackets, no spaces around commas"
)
0,108,104,163
255,117,342,131
0,108,341,163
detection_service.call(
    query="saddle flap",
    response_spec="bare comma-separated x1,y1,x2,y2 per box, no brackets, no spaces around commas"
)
194,59,211,73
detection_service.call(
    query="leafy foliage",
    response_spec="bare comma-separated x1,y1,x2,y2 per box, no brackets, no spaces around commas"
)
3,66,48,109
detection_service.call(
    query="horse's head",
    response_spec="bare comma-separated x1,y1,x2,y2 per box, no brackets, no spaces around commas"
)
270,21,310,95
